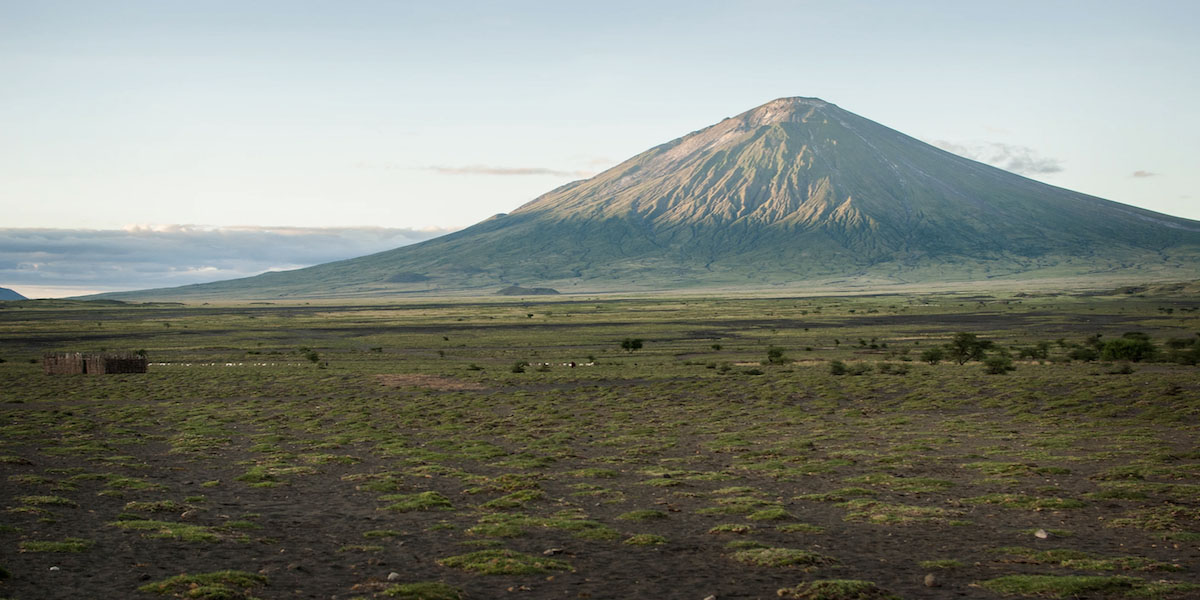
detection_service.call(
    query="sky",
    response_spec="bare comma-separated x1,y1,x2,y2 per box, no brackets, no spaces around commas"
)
2,1,1198,297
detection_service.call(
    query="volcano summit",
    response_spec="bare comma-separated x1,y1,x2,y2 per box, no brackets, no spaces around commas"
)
105,97,1200,300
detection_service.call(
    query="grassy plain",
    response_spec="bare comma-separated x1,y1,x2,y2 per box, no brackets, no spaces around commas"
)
0,288,1198,599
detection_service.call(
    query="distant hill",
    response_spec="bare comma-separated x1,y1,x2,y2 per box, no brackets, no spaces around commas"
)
0,287,27,301
496,285,560,296
95,97,1200,300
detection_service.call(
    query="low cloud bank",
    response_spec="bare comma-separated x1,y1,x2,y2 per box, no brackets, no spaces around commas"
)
930,140,1064,176
0,225,455,298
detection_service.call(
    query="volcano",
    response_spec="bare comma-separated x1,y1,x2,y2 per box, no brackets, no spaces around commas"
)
102,97,1200,300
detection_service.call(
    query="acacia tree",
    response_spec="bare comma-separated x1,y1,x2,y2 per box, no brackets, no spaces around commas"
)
947,332,993,365
621,338,644,353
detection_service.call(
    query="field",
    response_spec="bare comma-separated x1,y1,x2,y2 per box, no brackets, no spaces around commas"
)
1,289,1198,600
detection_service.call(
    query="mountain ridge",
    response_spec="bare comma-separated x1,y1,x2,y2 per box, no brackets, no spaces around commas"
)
0,287,27,301
92,97,1200,300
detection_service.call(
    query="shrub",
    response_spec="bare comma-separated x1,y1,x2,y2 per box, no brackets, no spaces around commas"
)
1016,341,1051,360
766,347,790,364
1107,363,1135,375
1101,336,1156,362
1165,337,1200,365
829,360,847,375
845,362,873,376
620,338,643,353
1068,347,1099,362
984,355,1014,374
920,347,945,365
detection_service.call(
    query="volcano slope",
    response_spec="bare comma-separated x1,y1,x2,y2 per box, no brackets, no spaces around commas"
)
96,97,1200,301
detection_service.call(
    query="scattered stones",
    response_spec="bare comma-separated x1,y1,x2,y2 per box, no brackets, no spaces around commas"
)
703,595,717,600
387,571,402,581
1034,528,1049,539
924,573,938,587
179,510,199,520
49,566,60,572
543,547,565,556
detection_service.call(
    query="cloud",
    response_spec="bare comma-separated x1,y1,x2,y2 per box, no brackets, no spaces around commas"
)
0,225,457,298
930,140,1064,176
1131,170,1156,178
426,165,595,177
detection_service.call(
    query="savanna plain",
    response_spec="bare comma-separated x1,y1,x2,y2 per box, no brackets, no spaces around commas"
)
1,288,1198,600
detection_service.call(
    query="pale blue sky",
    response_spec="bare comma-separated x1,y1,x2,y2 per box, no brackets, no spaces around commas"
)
2,1,1198,296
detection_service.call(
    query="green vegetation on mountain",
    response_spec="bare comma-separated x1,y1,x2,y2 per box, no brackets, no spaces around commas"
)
97,98,1200,300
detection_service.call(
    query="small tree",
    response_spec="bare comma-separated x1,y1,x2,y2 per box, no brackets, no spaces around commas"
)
920,347,945,365
829,360,847,375
621,338,644,353
946,332,993,365
766,347,789,365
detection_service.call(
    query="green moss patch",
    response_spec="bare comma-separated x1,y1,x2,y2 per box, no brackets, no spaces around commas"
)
838,499,954,524
110,519,220,542
729,547,832,568
964,493,1086,510
437,549,571,575
379,491,453,512
777,579,900,599
19,537,94,553
138,570,266,598
976,575,1143,598
383,581,463,599
624,533,667,545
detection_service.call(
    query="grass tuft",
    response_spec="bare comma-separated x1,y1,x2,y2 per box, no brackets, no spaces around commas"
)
379,491,453,512
777,579,900,599
138,570,266,598
437,549,572,575
383,581,463,599
976,575,1140,598
19,537,94,553
729,547,832,568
